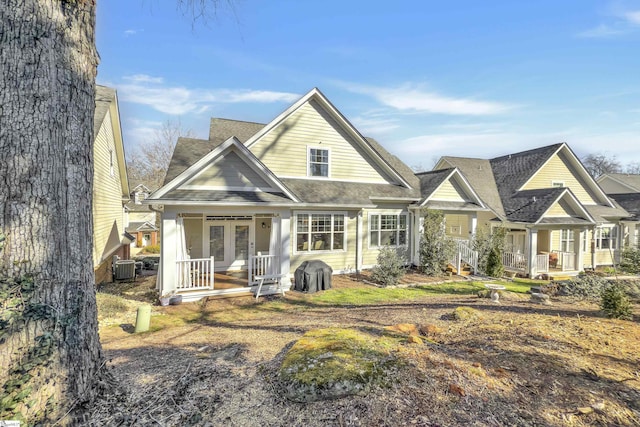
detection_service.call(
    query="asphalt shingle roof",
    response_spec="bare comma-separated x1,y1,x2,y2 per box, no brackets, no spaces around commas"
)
160,118,420,205
94,85,115,139
489,143,562,205
608,193,640,221
416,168,453,197
602,173,640,193
437,157,505,218
160,189,293,204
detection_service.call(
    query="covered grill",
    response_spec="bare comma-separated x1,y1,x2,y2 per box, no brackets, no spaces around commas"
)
293,260,332,293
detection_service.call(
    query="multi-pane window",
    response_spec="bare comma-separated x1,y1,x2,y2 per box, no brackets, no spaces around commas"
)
296,213,345,251
309,148,329,177
369,214,408,247
560,229,575,252
595,226,618,250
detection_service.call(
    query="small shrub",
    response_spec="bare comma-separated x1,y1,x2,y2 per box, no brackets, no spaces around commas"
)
620,246,640,274
600,283,633,320
485,248,504,278
560,275,609,300
371,246,406,287
142,244,160,254
419,210,455,276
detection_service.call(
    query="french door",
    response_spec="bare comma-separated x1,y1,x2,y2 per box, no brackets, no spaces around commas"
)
206,220,253,270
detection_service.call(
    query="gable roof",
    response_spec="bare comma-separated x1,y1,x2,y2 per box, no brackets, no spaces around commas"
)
243,88,413,188
435,157,504,218
126,221,158,233
597,173,640,194
150,136,299,204
94,85,129,199
608,193,640,221
490,143,562,200
159,91,422,207
416,168,486,210
501,187,594,225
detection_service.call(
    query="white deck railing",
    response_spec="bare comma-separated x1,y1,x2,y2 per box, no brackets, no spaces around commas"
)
557,251,577,271
503,252,527,271
176,257,214,290
452,239,478,274
248,254,279,286
535,254,549,273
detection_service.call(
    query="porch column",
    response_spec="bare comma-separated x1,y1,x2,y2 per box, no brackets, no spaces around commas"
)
411,209,423,266
160,210,177,295
628,223,638,247
468,214,478,240
526,228,538,278
356,210,363,273
279,210,292,288
577,228,586,271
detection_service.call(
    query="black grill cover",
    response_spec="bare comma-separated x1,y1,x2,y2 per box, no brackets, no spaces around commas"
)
294,260,333,293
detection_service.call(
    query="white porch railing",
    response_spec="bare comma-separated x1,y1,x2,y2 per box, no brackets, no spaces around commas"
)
249,254,279,286
503,252,527,271
556,251,577,271
452,239,478,274
176,257,214,290
535,254,549,273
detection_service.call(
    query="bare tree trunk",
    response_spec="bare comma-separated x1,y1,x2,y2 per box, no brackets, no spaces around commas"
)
0,0,103,424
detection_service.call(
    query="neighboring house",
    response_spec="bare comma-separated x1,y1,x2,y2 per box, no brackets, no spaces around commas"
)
125,184,159,248
432,143,629,277
597,173,640,247
93,85,132,283
147,88,422,300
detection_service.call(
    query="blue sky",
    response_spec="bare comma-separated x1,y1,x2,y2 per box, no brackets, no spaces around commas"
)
96,0,640,170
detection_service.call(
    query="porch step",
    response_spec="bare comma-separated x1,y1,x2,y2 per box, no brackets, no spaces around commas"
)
548,274,573,281
447,263,473,276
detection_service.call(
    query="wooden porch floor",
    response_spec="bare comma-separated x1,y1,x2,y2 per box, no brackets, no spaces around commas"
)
213,270,249,290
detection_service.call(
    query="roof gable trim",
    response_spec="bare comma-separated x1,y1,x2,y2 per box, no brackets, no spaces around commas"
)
149,137,300,203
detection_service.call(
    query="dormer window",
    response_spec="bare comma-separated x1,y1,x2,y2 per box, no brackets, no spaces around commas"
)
308,147,329,177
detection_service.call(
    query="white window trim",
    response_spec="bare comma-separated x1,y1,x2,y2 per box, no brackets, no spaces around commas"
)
368,212,409,249
560,229,575,252
595,225,618,251
294,211,347,253
307,146,331,178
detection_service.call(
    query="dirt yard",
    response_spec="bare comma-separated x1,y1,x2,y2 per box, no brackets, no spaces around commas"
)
89,273,640,426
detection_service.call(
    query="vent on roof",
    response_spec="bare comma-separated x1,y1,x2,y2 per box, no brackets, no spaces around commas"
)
532,196,537,202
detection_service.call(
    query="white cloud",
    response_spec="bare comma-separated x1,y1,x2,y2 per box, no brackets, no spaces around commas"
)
124,74,164,84
115,77,300,115
124,29,143,37
339,82,513,116
624,10,640,24
577,9,640,38
576,24,627,38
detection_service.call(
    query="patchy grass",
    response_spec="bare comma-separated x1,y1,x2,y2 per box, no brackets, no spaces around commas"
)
92,273,640,427
96,293,130,320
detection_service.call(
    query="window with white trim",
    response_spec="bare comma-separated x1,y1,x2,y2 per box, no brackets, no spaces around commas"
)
595,225,618,250
560,229,575,252
296,213,345,252
369,213,408,247
308,148,329,177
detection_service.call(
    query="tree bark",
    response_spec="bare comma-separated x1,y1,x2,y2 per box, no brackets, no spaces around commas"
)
0,0,102,424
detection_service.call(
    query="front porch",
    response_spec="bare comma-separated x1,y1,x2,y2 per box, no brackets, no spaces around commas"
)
166,254,290,302
502,251,580,278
